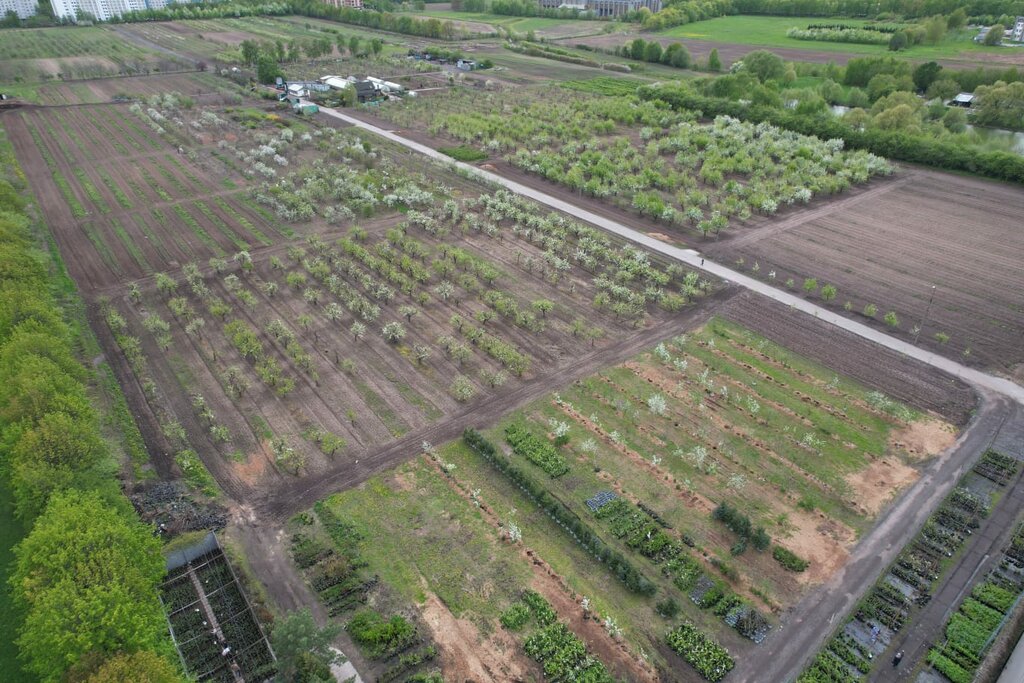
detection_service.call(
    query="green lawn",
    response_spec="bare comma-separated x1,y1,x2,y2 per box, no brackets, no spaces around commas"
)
317,457,532,628
658,15,1002,60
0,481,33,683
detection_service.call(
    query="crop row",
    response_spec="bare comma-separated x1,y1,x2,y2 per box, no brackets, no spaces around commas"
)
927,519,1024,683
665,622,734,682
463,428,657,596
501,590,614,682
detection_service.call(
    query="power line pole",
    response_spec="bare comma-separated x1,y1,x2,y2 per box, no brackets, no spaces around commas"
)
914,284,936,345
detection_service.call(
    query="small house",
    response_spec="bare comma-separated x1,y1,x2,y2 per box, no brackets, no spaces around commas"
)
1010,16,1024,42
456,59,477,71
950,92,975,108
353,80,380,103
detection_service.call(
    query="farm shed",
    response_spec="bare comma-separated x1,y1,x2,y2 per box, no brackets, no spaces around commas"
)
950,92,975,108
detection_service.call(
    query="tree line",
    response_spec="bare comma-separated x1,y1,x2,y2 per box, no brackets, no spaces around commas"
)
238,33,383,83
0,144,178,679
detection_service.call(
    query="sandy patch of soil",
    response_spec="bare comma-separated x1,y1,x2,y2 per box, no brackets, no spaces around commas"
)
646,232,674,243
779,511,854,586
844,457,919,517
32,55,117,77
235,441,274,487
421,593,531,682
890,418,957,460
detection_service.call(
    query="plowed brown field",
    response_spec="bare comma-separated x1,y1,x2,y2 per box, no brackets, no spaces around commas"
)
706,169,1024,380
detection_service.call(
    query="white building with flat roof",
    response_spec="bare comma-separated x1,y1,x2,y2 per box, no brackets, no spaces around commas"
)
0,0,39,19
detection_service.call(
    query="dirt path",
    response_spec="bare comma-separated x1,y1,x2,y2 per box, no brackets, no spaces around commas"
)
229,519,376,678
314,103,1024,405
730,393,1023,683
257,286,734,519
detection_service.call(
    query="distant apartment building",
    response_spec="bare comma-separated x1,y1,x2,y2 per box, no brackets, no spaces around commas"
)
320,0,363,8
1010,16,1024,42
538,0,661,17
50,0,203,21
0,0,38,19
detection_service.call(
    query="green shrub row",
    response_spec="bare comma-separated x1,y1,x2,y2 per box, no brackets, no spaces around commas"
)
505,423,570,478
665,621,735,682
772,545,810,572
463,428,657,596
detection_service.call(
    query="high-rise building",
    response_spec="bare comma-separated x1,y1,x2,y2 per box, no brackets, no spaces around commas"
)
0,0,39,19
50,0,161,21
538,0,661,17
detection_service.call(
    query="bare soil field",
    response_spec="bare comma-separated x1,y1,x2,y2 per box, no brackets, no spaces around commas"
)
21,72,234,105
115,20,267,63
5,97,734,521
113,197,726,511
706,170,1024,381
4,105,284,292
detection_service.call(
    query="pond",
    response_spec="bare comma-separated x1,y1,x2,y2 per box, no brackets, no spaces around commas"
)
963,124,1024,155
829,105,1024,156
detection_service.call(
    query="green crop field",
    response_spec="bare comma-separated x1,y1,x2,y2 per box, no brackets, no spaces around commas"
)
658,15,1002,60
313,458,533,624
298,318,943,676
0,26,149,61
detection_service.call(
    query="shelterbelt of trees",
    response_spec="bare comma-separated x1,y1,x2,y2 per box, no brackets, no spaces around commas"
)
0,143,181,681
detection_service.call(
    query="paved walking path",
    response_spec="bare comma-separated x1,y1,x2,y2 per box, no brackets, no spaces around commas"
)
997,631,1024,683
312,104,1024,405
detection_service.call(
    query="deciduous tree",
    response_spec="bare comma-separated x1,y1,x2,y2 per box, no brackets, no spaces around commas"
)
271,609,340,683
11,491,166,683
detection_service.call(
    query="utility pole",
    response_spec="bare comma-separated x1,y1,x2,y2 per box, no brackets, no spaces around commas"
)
914,285,936,344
